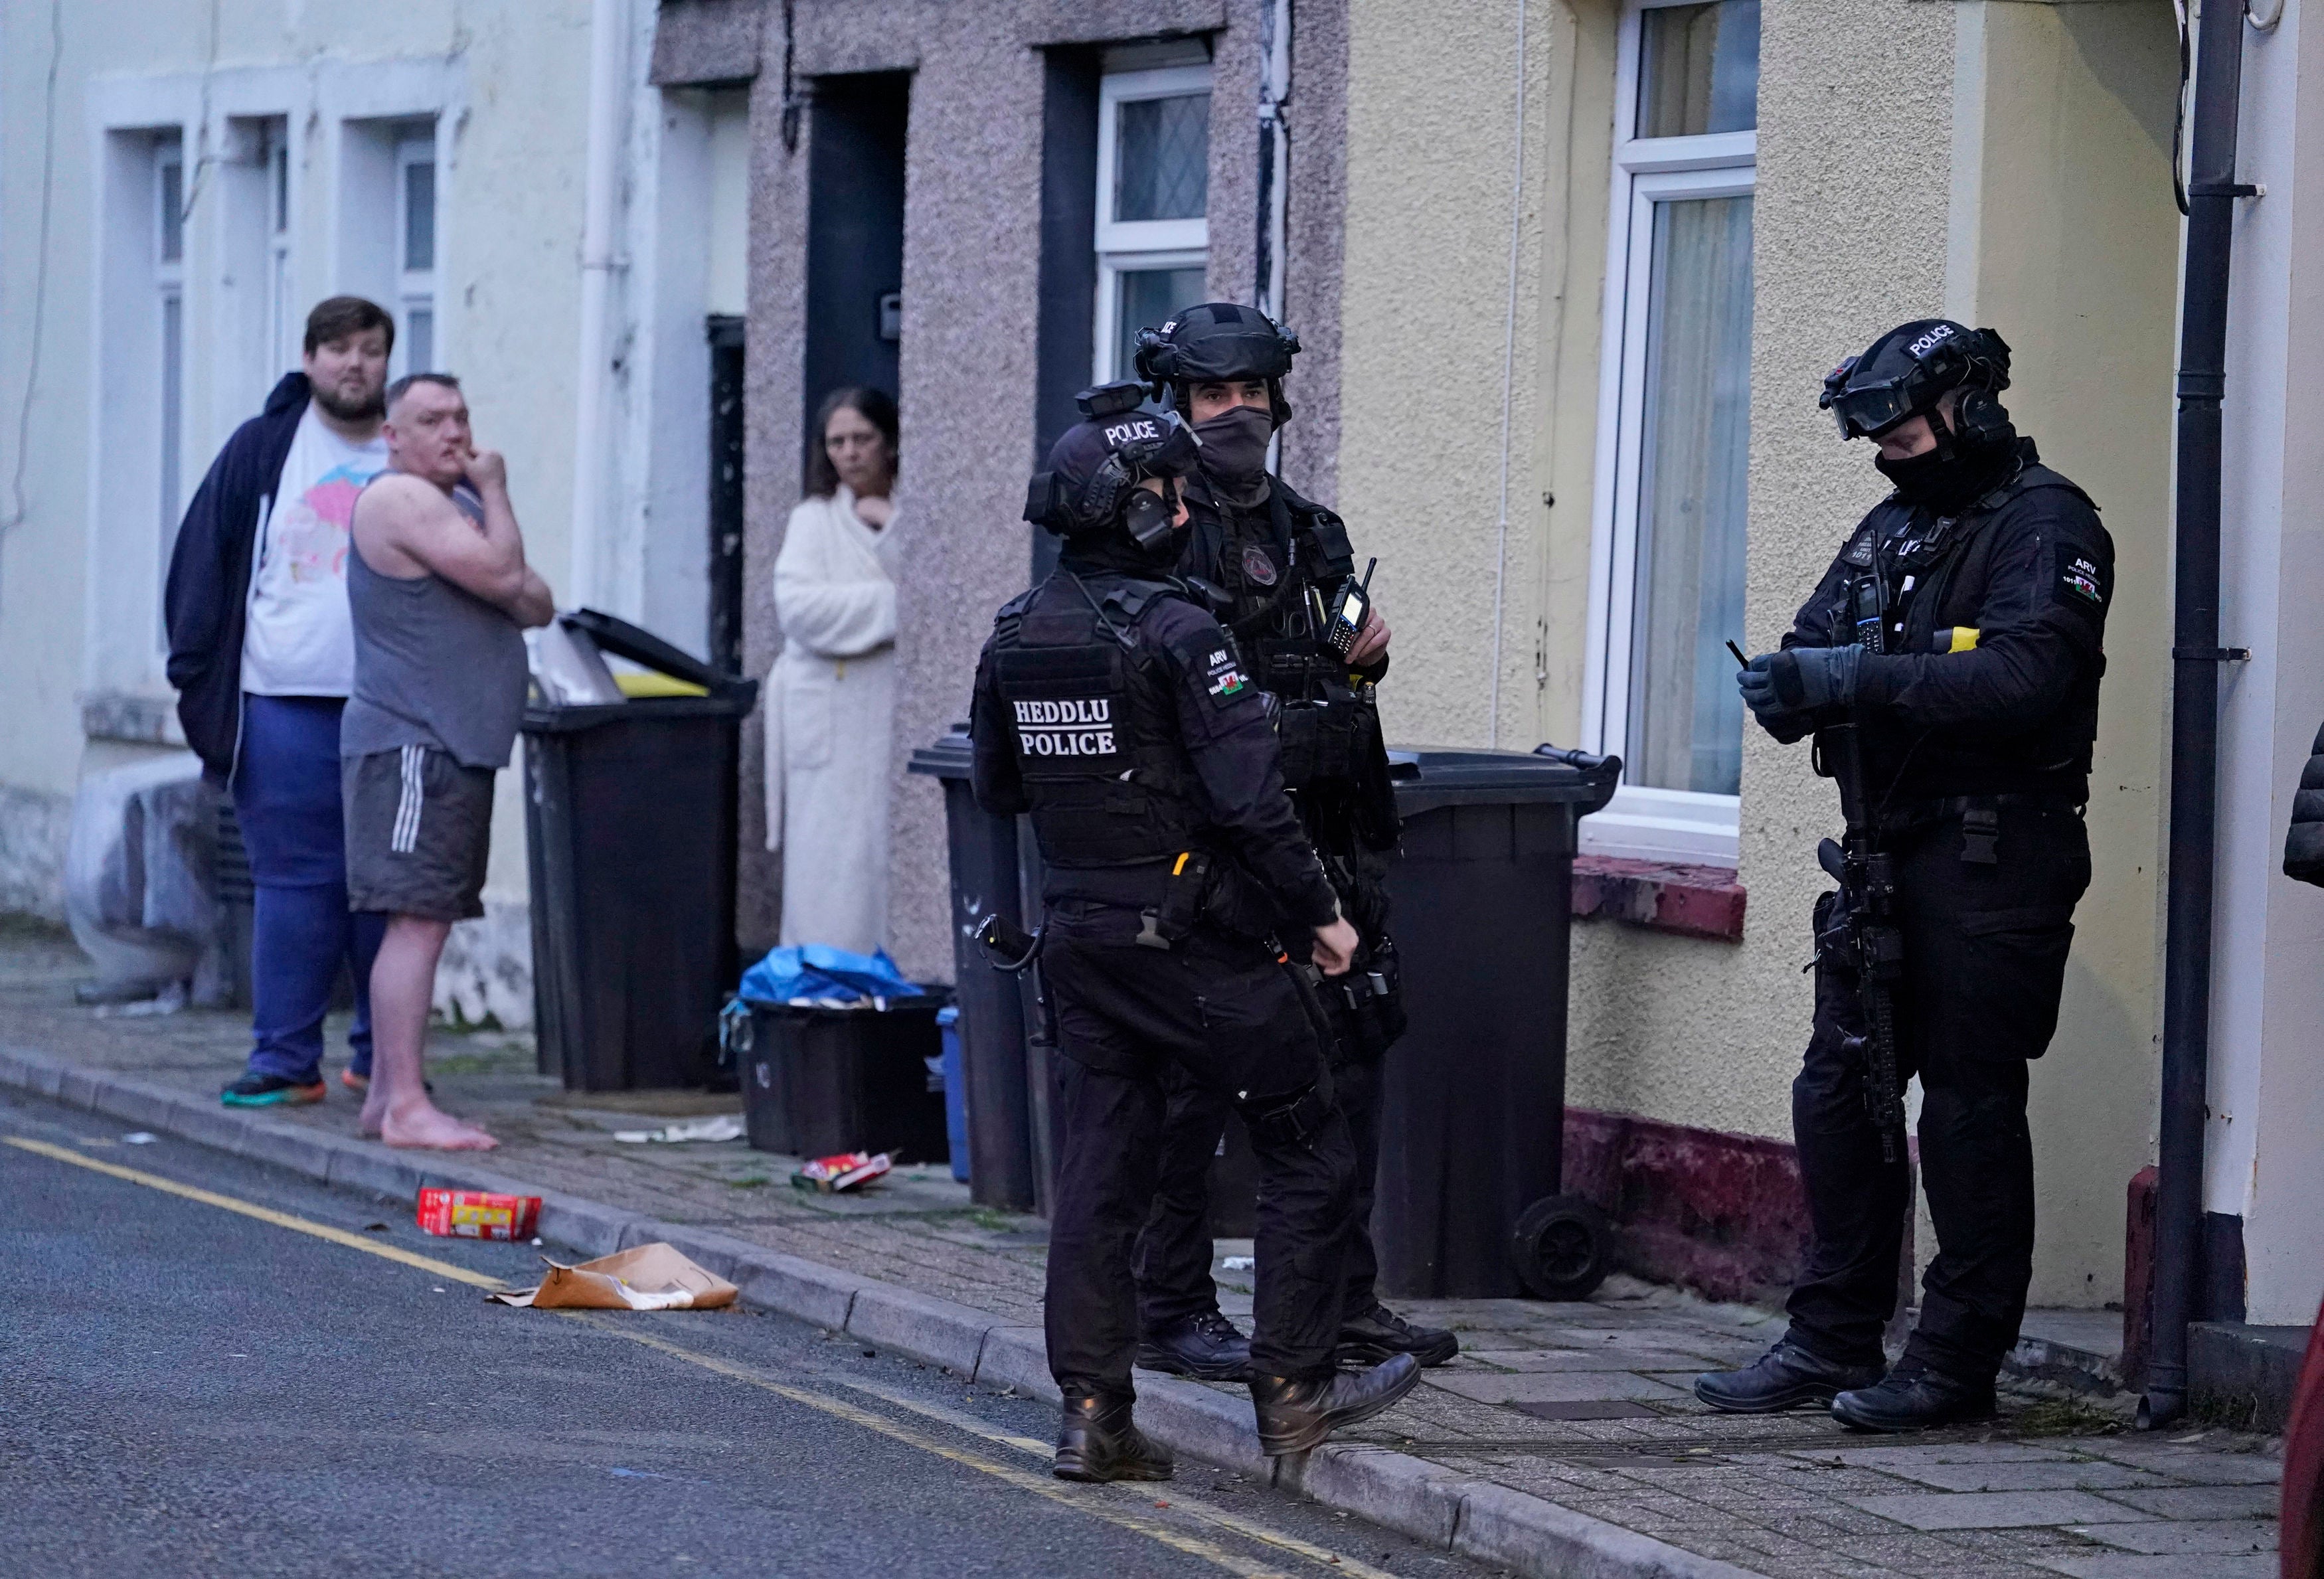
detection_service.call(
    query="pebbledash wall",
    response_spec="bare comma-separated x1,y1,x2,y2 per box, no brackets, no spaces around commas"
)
1336,0,2183,1315
0,0,596,1025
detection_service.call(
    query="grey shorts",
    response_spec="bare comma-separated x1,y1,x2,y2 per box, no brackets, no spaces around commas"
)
343,744,495,921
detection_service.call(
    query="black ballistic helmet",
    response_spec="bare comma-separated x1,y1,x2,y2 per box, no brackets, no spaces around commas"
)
1023,381,1203,548
1133,301,1301,426
1821,319,2013,452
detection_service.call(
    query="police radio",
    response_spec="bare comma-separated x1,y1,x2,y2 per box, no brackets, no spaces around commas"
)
1322,558,1378,662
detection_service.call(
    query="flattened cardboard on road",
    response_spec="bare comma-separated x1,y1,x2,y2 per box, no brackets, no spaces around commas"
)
489,1242,738,1311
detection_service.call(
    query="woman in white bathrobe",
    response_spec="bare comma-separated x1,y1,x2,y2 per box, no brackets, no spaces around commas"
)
766,387,903,954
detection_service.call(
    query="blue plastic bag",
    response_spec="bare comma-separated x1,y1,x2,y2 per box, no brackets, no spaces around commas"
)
736,944,938,1008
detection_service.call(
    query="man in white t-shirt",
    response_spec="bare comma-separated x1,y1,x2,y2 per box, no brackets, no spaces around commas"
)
165,297,401,1108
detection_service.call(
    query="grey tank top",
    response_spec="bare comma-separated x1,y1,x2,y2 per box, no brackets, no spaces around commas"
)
340,480,531,768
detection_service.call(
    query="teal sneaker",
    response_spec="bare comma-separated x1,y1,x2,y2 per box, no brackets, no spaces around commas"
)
221,1073,327,1108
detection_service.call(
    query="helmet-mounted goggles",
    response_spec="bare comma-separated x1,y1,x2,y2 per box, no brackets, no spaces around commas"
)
1819,323,2011,441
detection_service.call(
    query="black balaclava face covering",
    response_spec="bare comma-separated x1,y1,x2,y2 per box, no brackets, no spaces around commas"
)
1873,416,2017,515
1192,404,1275,505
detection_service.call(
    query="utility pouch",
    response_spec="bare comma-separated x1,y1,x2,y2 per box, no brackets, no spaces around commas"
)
1136,849,1213,950
1330,936,1408,1064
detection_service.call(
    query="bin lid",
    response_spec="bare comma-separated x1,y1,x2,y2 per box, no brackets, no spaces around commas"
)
523,608,758,732
1387,744,1621,817
907,724,975,780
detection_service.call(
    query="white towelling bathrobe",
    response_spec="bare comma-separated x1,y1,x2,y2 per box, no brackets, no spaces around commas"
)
765,485,903,955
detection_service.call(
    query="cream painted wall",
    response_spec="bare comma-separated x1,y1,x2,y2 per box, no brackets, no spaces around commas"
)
1339,0,1557,754
1945,0,2178,1308
1343,0,2180,1309
1343,0,1953,1136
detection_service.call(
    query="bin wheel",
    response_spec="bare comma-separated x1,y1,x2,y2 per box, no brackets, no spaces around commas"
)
1510,1194,1612,1301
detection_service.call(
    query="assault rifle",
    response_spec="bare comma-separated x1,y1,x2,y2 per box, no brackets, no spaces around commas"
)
1815,577,1909,1162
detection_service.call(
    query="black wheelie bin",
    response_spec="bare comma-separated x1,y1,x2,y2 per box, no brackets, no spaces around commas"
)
907,726,1043,1210
1369,744,1621,1301
523,610,757,1092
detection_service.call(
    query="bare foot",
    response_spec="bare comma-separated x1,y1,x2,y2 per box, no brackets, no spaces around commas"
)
380,1104,497,1151
358,1096,387,1138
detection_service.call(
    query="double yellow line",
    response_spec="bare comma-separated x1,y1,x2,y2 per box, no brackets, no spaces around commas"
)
5,1135,1396,1579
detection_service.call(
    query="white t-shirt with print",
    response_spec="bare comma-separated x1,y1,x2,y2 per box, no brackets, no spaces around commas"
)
239,405,390,696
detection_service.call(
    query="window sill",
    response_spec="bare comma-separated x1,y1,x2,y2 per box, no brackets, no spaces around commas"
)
1570,854,1745,942
82,691,185,748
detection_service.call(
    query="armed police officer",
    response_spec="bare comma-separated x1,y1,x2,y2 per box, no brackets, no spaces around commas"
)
1120,303,1458,1385
1696,321,2111,1432
971,383,1424,1481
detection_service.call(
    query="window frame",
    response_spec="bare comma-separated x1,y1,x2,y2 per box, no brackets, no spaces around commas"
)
394,132,438,374
1092,64,1212,384
155,136,187,653
1580,0,1759,867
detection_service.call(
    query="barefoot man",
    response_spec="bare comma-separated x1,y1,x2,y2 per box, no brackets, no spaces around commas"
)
341,374,552,1149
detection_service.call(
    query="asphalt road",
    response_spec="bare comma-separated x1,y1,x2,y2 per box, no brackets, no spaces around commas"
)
0,1088,1494,1579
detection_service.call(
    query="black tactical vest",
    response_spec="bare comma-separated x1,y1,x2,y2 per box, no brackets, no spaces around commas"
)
989,571,1208,868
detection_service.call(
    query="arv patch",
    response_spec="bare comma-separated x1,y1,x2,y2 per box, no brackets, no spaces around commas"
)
1203,645,1250,706
2060,553,2106,606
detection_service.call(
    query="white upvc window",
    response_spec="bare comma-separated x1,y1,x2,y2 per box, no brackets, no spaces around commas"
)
1582,0,1760,865
395,133,438,373
1092,64,1212,384
155,135,187,644
267,120,295,375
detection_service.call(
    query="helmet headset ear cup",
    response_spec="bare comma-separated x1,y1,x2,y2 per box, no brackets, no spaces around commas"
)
1121,487,1173,552
1951,387,2013,447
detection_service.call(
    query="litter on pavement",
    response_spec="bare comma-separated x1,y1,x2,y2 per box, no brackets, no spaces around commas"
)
488,1242,738,1311
416,1187,542,1241
612,1115,746,1145
792,1151,890,1192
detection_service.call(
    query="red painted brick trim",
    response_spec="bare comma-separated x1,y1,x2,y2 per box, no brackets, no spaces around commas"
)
1561,1106,1809,1307
1569,855,1747,942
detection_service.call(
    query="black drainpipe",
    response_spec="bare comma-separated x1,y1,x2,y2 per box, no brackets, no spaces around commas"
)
2146,0,2254,1432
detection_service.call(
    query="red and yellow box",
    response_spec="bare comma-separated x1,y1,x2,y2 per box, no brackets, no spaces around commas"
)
416,1187,540,1241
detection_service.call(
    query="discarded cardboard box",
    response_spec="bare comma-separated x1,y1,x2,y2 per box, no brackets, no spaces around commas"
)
487,1242,738,1311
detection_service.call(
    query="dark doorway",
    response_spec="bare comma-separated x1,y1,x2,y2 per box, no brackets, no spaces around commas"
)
804,72,909,473
1031,49,1102,588
706,315,746,679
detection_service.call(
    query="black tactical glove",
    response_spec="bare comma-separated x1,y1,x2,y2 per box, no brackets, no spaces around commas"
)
1738,646,1862,735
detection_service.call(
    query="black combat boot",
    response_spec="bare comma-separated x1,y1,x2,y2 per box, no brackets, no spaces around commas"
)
1336,1303,1459,1369
1830,1361,1997,1432
1248,1354,1421,1457
1053,1392,1175,1483
1137,1310,1254,1380
1694,1341,1887,1414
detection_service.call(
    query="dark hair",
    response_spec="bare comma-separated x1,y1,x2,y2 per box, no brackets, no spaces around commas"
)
384,371,461,413
304,295,395,357
805,386,898,498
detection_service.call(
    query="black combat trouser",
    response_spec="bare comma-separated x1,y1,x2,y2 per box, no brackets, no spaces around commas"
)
1133,1050,1384,1335
1041,929,1355,1397
1785,801,2090,1383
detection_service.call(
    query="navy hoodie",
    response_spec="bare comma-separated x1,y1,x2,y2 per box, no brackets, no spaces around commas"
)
163,371,311,783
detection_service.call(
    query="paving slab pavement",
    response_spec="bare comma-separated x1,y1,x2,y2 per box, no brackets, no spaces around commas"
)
0,920,2286,1579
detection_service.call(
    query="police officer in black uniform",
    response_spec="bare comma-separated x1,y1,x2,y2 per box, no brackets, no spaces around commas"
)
971,384,1424,1480
1695,321,2111,1432
1119,303,1459,1384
